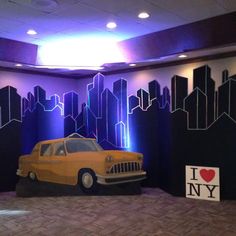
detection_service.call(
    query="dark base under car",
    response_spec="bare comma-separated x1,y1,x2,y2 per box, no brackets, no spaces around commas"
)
15,177,143,197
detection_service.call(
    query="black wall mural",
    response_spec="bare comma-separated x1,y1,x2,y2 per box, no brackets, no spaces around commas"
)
0,65,235,199
21,86,64,154
0,87,21,191
64,74,128,149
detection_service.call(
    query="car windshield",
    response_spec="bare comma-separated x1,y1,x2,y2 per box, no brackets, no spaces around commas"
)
65,139,103,153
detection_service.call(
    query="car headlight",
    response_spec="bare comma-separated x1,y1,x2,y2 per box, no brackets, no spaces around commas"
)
105,155,113,162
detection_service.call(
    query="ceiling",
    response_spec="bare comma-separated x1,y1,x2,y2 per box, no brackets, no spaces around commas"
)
1,0,236,78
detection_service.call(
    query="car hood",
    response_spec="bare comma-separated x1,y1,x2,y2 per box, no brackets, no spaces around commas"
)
102,150,142,161
67,150,142,162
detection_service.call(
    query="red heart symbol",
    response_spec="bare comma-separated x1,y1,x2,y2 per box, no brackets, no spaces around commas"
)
200,169,215,183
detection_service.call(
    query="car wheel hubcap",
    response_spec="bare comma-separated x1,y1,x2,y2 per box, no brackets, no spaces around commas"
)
82,173,93,188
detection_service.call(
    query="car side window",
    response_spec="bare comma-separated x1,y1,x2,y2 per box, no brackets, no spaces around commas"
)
40,144,53,156
54,142,66,156
31,144,39,154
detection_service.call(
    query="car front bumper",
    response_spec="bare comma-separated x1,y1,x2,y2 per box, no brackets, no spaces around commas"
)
96,171,146,185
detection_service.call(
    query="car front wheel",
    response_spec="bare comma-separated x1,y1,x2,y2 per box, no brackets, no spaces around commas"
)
79,169,98,194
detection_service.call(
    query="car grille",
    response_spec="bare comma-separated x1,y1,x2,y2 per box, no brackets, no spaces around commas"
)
109,162,141,174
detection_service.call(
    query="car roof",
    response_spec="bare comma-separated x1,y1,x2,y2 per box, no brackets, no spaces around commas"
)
38,137,96,145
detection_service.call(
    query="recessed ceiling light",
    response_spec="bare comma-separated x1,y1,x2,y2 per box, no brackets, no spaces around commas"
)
129,63,136,67
138,12,150,19
106,22,117,29
178,54,187,58
27,29,37,35
15,63,23,67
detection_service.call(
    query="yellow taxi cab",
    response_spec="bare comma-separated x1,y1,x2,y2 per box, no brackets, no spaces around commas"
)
17,136,146,193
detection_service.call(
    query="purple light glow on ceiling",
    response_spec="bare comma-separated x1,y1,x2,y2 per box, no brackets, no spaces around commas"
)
37,37,127,68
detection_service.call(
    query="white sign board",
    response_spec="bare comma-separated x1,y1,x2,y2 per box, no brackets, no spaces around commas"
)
185,165,220,201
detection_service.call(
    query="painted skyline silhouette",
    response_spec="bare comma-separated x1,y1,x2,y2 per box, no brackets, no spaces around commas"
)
0,64,236,198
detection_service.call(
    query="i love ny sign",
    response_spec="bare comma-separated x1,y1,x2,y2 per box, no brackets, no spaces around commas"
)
186,165,220,201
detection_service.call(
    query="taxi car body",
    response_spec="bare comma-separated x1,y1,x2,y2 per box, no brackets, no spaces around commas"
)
17,137,146,193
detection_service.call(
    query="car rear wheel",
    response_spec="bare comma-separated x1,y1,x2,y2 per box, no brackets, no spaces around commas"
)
79,169,98,194
28,172,37,181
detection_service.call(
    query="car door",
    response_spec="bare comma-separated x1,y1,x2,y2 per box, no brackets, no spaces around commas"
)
37,143,54,182
38,142,67,184
49,141,68,184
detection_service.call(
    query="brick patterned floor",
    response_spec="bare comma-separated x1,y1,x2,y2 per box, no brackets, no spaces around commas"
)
0,188,235,236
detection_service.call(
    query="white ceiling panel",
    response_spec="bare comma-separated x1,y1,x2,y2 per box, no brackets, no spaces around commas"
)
215,0,236,11
0,0,235,46
0,16,23,32
42,24,116,41
148,0,219,10
0,0,46,21
51,2,110,24
0,0,236,77
77,0,137,14
2,0,81,13
174,3,226,21
148,0,227,20
118,8,186,33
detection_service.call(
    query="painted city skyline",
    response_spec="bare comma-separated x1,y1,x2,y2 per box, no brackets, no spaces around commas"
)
0,64,236,154
0,64,236,198
1,65,235,135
